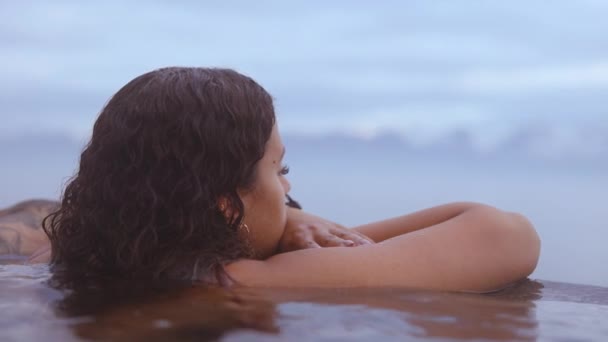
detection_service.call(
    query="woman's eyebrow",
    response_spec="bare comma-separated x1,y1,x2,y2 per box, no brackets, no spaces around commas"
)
280,146,286,160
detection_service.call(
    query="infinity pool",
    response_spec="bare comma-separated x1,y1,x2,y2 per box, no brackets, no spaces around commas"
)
1,258,607,341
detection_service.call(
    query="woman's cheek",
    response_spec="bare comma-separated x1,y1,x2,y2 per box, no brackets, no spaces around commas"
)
277,180,289,223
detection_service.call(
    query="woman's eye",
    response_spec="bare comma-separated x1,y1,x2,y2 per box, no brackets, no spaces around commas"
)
279,165,290,175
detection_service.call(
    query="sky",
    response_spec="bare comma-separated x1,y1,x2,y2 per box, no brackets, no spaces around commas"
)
1,0,607,161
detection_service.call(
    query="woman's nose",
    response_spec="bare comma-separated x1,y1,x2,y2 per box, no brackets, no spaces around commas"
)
282,177,291,194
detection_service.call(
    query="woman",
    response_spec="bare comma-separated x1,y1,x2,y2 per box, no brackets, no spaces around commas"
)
39,67,539,292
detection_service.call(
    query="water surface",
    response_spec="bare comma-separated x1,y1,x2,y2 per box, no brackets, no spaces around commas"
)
1,258,607,341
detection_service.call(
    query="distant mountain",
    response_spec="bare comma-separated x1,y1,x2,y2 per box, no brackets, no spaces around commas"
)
284,127,607,166
1,127,605,167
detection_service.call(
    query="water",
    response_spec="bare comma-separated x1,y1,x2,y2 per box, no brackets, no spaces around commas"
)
1,260,607,341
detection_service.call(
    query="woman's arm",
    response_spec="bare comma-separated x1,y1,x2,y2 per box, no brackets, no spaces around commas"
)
353,202,482,242
279,202,478,251
227,204,540,292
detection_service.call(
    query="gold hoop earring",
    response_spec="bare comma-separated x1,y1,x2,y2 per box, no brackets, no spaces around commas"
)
240,222,250,234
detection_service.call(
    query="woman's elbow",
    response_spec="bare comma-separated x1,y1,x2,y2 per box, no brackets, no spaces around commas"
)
467,208,541,292
486,210,541,282
507,212,541,277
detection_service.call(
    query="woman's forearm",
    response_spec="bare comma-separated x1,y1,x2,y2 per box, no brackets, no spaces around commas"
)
352,202,540,291
232,204,540,292
352,202,485,242
383,204,539,292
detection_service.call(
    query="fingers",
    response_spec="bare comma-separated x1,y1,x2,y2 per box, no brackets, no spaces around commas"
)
291,223,360,248
317,234,356,247
278,219,375,253
304,240,322,249
304,223,375,247
278,225,322,253
296,226,322,249
330,227,374,246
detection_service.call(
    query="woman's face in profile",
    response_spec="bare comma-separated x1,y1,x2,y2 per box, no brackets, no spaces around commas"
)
239,124,291,258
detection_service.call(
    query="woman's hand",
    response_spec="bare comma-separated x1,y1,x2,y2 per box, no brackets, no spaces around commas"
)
278,208,374,253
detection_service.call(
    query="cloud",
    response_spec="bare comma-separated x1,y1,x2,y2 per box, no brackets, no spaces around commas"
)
460,62,608,93
1,0,607,158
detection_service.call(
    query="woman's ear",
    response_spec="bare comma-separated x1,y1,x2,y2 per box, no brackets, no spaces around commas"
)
216,197,234,221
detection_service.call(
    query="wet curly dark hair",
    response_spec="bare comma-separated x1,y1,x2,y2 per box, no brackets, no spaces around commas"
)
43,67,275,287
